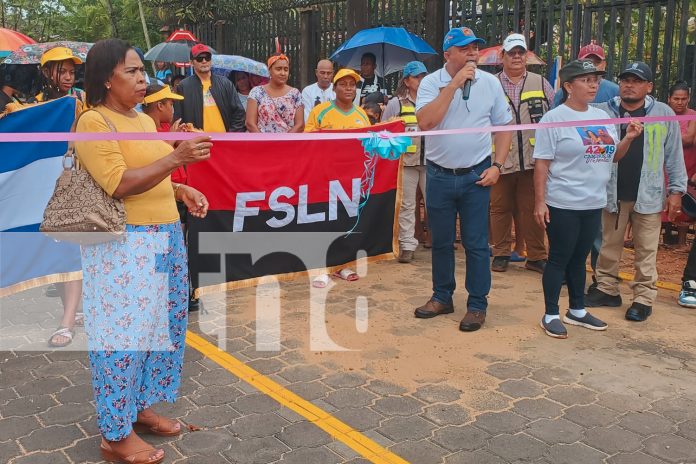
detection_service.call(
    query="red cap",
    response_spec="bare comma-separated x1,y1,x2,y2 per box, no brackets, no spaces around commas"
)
578,41,605,60
191,43,211,58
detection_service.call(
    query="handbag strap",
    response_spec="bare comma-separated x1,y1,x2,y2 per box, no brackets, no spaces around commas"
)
65,108,117,171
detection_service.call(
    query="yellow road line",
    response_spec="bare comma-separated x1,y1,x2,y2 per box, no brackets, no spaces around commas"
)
185,331,409,464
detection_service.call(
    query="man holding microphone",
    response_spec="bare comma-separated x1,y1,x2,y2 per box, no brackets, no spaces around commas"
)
414,26,513,332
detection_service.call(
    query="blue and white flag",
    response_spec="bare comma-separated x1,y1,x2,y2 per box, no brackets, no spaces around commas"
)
0,97,82,296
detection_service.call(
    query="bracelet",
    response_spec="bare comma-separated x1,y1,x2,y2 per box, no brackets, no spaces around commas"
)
173,183,182,200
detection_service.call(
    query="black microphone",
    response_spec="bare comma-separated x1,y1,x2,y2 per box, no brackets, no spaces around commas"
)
462,60,477,101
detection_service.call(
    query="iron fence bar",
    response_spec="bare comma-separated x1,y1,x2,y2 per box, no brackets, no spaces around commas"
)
676,0,689,79
650,2,660,83
607,3,617,77
534,0,542,53
524,0,531,43
637,0,646,59
661,0,676,97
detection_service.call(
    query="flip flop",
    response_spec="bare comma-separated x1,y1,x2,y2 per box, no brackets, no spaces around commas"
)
332,268,359,282
312,274,331,288
48,326,74,348
74,312,84,327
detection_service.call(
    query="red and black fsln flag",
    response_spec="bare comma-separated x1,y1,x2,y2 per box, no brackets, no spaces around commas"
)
186,121,404,294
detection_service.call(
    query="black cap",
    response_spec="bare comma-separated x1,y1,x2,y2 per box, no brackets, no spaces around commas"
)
560,59,606,84
619,61,653,82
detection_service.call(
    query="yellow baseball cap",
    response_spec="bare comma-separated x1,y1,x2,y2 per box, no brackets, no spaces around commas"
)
143,85,184,104
40,47,84,67
333,68,361,84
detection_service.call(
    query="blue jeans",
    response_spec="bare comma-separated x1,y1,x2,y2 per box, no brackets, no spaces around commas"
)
426,160,491,312
543,206,601,315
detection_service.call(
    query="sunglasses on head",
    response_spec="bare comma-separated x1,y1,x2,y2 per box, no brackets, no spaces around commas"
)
194,55,211,63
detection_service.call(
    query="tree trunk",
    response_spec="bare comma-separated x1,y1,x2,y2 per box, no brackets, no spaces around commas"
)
103,0,119,37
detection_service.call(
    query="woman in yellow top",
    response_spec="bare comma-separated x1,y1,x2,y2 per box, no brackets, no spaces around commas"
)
36,46,86,113
75,39,211,464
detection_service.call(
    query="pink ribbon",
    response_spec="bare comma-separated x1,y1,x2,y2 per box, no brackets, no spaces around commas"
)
0,114,694,142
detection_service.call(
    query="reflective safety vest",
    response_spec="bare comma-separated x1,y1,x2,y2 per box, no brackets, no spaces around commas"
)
398,97,425,166
497,71,550,174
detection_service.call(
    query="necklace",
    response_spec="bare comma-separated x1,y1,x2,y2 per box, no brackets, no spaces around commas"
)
103,101,136,117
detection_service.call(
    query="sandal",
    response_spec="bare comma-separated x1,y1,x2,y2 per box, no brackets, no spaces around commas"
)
74,312,85,327
133,410,182,437
100,438,164,464
332,268,359,282
48,326,74,348
312,274,331,288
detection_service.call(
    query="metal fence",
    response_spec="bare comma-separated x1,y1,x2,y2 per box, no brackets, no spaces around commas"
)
449,0,696,101
192,0,695,102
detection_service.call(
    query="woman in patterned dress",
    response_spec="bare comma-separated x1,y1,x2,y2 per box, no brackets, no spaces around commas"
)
245,53,304,133
75,38,212,464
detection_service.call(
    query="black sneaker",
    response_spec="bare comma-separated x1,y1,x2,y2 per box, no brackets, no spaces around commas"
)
491,256,510,272
189,297,201,312
540,317,567,339
625,302,652,322
525,259,546,274
584,286,622,307
563,311,608,331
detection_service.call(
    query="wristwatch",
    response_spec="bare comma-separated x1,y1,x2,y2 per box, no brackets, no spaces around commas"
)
492,162,503,172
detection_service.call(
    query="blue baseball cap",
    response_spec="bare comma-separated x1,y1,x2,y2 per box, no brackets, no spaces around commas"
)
443,26,486,51
403,61,427,77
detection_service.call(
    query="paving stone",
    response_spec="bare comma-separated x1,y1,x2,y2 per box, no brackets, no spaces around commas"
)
498,378,546,398
232,393,281,415
366,380,408,396
344,459,372,464
32,360,85,379
63,436,103,463
278,365,325,383
194,368,240,387
464,391,512,412
228,412,290,439
362,429,395,448
643,434,696,463
372,396,425,416
286,381,331,401
543,442,607,464
485,362,531,380
487,433,547,462
0,439,22,463
582,425,643,454
618,411,674,436
526,418,584,444
512,398,564,420
222,436,290,464
13,376,70,398
597,391,652,412
324,441,360,460
332,407,384,431
375,415,436,442
388,439,449,464
54,384,93,404
444,449,506,464
175,454,230,464
0,415,42,440
607,452,670,464
473,411,528,435
421,403,471,426
677,419,696,440
246,358,286,375
279,446,342,464
175,430,234,456
189,385,244,407
650,396,696,421
311,398,338,413
277,421,332,448
563,403,617,427
0,354,49,373
39,402,94,426
530,366,578,386
431,425,490,452
323,388,377,409
0,369,35,389
276,407,305,424
413,384,462,403
0,387,19,403
2,395,58,417
322,372,368,389
546,385,597,406
12,452,71,464
181,361,209,379
182,404,240,428
19,425,84,452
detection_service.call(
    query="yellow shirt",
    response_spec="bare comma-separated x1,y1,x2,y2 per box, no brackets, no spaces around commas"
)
202,78,226,132
75,106,179,225
304,101,371,132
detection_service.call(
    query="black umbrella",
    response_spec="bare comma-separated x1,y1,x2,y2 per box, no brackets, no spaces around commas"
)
144,41,217,63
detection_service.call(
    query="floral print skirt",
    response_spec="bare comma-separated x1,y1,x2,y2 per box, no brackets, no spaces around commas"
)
81,222,188,441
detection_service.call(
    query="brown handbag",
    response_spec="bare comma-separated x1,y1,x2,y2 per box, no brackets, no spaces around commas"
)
39,109,127,245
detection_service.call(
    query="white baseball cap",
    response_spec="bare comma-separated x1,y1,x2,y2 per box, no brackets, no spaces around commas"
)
502,33,528,52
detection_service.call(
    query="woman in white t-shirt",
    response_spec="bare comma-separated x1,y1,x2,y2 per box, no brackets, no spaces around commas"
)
533,60,643,339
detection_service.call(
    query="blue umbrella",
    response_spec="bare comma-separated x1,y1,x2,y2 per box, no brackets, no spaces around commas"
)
330,27,436,76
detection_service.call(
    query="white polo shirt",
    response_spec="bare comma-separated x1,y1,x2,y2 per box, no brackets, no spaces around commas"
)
416,67,512,169
301,82,335,121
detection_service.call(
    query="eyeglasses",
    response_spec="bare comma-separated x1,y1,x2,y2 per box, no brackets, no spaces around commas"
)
194,55,211,63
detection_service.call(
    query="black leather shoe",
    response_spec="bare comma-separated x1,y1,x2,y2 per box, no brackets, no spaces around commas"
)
459,311,486,332
625,302,652,322
585,286,622,307
415,299,454,319
491,256,509,272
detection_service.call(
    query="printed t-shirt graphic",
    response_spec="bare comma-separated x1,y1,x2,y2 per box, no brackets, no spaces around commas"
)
201,78,226,132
